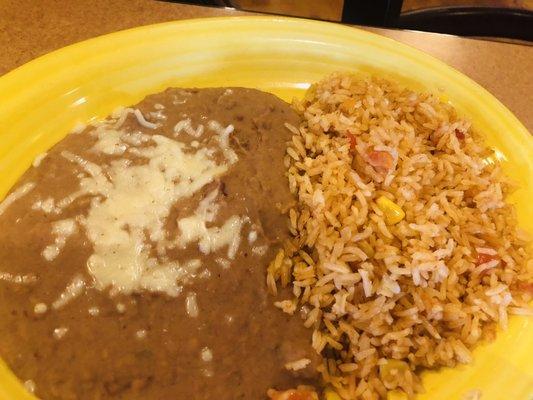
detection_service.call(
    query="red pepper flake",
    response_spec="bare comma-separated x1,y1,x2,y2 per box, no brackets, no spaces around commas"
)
346,132,357,150
288,392,315,400
268,389,316,400
455,129,465,140
340,98,357,113
517,282,533,296
476,252,498,266
367,150,394,173
475,251,501,276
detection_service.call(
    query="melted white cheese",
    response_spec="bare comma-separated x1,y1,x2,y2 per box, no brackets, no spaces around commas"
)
0,272,37,284
149,110,167,121
92,128,127,155
185,292,199,318
174,118,204,137
215,258,230,269
71,122,87,134
34,303,48,314
248,230,258,244
201,347,213,362
135,330,147,340
53,327,69,340
110,107,132,129
42,219,77,261
177,189,243,259
208,121,238,164
32,152,48,167
32,197,61,214
133,109,158,129
252,245,268,256
84,137,225,295
88,306,100,316
59,121,242,296
52,275,85,309
24,380,36,393
0,182,35,216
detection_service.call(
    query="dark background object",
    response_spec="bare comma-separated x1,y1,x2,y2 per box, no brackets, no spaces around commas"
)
395,7,533,41
341,0,403,26
167,0,533,42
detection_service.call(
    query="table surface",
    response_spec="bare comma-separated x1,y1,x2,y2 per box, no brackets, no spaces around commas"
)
1,0,531,132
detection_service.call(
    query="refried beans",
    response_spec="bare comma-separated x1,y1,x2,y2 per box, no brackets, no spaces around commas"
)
0,88,319,399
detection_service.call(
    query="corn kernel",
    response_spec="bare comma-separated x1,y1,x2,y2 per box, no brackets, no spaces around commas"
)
305,85,317,101
386,389,408,400
438,93,450,104
324,388,342,400
358,241,374,258
376,196,405,225
379,359,409,382
340,98,357,113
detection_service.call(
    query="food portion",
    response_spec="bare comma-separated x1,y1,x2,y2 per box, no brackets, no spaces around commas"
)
268,74,532,399
0,74,531,400
0,87,319,399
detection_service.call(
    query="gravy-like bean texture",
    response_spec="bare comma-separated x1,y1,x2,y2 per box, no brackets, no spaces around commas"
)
0,88,318,399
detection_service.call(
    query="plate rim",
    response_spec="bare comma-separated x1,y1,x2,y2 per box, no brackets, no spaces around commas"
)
0,15,531,400
0,16,530,140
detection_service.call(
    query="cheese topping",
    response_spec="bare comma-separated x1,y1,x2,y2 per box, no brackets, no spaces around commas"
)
24,380,36,394
32,152,48,167
0,272,37,284
0,182,35,216
92,128,127,155
16,107,245,303
208,121,238,164
149,109,167,121
71,121,87,134
185,292,199,318
53,327,69,340
32,198,61,214
135,330,147,340
42,219,77,261
52,275,85,309
133,109,158,129
201,347,213,362
34,303,48,314
57,117,242,296
248,230,258,244
252,245,268,256
177,189,243,259
215,258,230,269
174,118,204,137
284,358,311,371
88,307,100,316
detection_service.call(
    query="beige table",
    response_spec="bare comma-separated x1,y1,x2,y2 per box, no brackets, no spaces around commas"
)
1,0,531,132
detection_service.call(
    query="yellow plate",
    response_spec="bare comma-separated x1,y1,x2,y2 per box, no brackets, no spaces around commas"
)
0,16,531,400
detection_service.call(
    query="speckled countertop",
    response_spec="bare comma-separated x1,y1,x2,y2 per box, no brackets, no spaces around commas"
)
0,0,531,131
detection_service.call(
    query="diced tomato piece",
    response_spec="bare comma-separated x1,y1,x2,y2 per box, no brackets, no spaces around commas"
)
516,281,533,296
475,250,501,276
288,392,315,400
476,252,498,266
346,132,357,150
268,388,317,400
455,129,465,140
367,150,394,173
